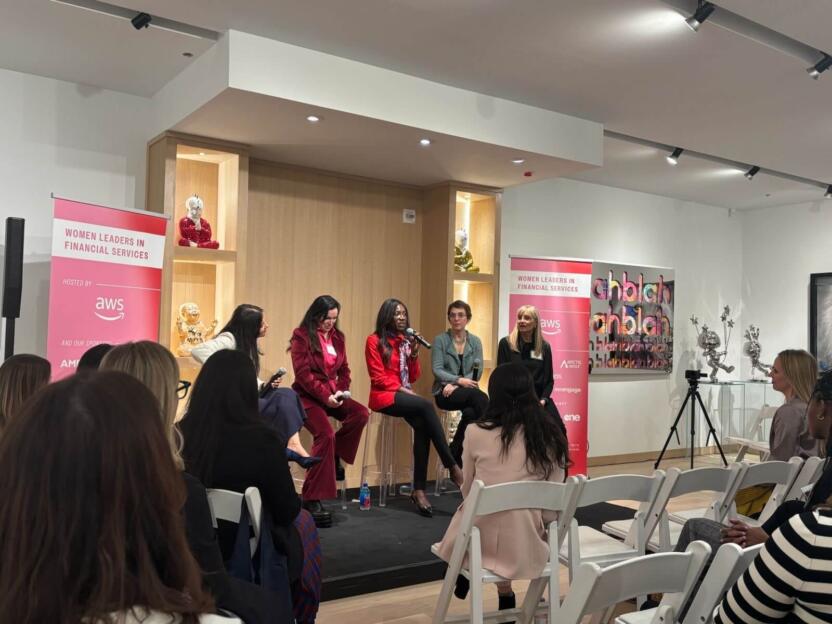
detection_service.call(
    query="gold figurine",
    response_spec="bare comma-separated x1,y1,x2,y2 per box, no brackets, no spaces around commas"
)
176,302,218,357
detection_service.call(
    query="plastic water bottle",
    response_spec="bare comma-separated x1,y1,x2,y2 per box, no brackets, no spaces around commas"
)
359,482,371,510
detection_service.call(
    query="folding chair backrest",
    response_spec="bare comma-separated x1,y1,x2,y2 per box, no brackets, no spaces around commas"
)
682,543,762,624
786,456,825,502
560,541,711,624
669,463,745,521
748,405,777,439
206,487,263,556
577,472,665,508
738,458,802,489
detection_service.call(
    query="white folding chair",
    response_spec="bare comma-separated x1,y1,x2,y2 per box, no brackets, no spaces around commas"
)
784,456,825,502
725,405,777,462
557,541,710,624
668,463,747,528
559,472,665,581
727,457,803,526
431,477,582,624
604,464,744,552
680,543,762,624
206,487,263,556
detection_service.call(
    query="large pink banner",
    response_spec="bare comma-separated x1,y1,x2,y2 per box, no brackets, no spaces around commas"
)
508,257,592,475
47,198,167,379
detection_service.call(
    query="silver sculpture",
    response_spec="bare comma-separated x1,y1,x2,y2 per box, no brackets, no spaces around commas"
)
691,305,736,382
743,325,772,379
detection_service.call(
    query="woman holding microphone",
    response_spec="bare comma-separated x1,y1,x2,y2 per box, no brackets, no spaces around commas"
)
290,295,369,528
432,300,489,466
365,298,463,517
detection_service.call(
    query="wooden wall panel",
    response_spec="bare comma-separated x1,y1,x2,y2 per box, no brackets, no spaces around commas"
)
246,161,424,482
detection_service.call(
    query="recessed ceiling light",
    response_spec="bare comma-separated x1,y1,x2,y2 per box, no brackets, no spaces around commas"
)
512,158,525,165
419,138,432,146
182,52,194,58
306,115,321,123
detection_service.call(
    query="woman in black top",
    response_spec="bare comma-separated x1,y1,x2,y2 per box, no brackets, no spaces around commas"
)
497,305,565,436
180,349,321,624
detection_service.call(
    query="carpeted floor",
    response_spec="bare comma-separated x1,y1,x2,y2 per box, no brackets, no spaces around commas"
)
318,485,633,601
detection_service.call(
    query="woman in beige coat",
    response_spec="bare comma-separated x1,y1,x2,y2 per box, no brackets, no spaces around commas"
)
434,363,570,611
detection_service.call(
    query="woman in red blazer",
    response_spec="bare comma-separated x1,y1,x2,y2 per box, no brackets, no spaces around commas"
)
365,298,463,517
290,295,369,528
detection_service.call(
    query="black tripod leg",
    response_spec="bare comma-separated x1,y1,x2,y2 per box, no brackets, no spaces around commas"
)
655,390,692,469
694,390,728,466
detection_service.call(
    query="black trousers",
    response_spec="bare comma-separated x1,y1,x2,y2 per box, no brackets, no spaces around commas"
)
435,386,489,466
380,392,457,490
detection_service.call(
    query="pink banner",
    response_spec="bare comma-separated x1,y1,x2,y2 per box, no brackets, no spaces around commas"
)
47,198,167,379
508,256,592,475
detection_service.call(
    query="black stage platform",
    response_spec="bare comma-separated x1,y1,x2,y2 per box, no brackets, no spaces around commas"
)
319,485,633,601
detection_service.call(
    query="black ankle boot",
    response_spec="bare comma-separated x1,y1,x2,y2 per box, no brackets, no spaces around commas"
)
454,575,469,600
498,592,516,610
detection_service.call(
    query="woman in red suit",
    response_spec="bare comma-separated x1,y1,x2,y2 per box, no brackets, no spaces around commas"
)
365,298,463,517
290,295,369,528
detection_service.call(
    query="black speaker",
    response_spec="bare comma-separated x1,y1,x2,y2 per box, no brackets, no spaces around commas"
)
2,218,25,319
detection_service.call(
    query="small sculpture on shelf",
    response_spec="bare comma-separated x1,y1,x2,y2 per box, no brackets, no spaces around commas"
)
178,194,219,249
176,302,218,357
453,227,479,273
743,324,772,380
691,305,736,382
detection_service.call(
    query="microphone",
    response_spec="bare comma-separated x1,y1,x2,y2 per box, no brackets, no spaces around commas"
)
259,367,288,398
406,327,431,349
275,367,287,377
472,359,481,382
335,390,351,401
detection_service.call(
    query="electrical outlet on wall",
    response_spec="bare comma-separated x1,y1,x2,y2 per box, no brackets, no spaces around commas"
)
402,209,416,224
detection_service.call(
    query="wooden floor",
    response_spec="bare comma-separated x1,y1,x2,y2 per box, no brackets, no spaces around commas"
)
317,452,736,624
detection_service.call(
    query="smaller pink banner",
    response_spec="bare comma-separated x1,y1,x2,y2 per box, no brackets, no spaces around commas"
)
46,198,167,379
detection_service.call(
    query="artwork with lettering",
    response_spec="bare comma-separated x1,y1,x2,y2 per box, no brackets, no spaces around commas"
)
589,262,674,374
47,197,168,379
509,256,592,475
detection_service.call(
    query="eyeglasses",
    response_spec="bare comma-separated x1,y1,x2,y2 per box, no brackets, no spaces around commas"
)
177,380,191,400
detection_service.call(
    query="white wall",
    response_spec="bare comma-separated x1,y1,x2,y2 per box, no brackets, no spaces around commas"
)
740,200,832,371
501,178,744,458
0,68,152,356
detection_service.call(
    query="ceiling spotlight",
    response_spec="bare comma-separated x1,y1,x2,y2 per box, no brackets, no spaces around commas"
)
305,115,321,123
512,158,525,165
685,1,715,32
807,54,832,79
419,138,432,146
666,147,683,165
744,166,760,180
130,11,152,29
825,185,832,199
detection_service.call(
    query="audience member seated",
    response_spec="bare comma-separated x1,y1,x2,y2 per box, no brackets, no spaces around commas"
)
0,353,50,432
180,349,321,624
432,299,489,467
434,363,570,613
191,303,317,467
0,371,239,623
735,349,818,516
102,341,276,624
76,342,112,371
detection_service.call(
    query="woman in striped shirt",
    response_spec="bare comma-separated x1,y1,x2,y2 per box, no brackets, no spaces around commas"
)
715,371,832,624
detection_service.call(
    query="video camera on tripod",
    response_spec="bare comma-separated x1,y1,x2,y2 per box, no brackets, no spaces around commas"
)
685,369,708,383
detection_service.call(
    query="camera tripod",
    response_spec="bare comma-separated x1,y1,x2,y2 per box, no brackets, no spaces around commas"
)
655,372,727,469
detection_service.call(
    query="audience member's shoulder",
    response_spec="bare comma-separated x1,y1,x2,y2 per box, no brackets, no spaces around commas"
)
783,508,832,543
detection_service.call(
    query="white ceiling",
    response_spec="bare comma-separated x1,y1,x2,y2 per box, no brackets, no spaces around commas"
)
4,0,832,208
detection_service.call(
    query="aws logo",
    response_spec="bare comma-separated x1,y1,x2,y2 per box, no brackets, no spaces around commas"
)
541,318,561,336
94,297,125,321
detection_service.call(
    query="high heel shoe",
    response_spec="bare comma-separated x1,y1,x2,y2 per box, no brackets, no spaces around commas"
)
410,492,433,517
286,449,322,469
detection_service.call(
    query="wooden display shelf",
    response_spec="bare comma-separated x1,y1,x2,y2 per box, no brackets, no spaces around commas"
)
453,272,495,284
173,246,237,265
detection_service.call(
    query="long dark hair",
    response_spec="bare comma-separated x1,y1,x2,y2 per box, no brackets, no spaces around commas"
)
0,372,212,623
179,349,275,485
374,298,407,366
294,295,342,354
220,303,264,375
478,363,569,479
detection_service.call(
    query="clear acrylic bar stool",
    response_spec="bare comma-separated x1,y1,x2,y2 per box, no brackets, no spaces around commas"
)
359,411,413,507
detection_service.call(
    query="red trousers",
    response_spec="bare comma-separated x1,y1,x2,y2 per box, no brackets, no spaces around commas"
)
300,396,369,501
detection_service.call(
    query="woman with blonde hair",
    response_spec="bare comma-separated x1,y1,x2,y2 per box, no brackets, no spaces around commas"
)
101,341,275,624
767,348,819,460
0,353,51,432
497,305,564,435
